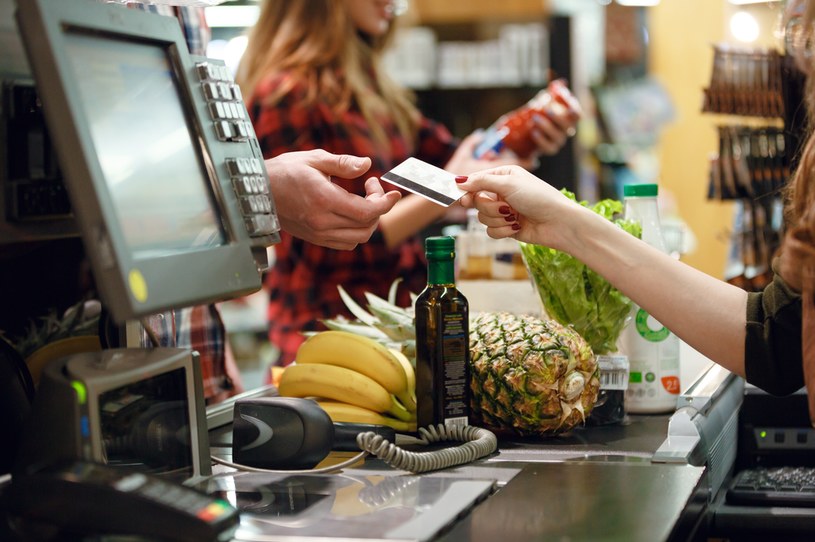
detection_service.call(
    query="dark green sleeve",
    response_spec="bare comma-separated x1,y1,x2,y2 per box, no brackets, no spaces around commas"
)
744,268,804,395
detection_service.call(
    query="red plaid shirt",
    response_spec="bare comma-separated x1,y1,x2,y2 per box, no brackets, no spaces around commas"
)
248,73,458,366
146,305,234,404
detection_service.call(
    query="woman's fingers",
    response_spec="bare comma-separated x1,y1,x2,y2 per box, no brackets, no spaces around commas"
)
486,224,521,238
474,198,515,227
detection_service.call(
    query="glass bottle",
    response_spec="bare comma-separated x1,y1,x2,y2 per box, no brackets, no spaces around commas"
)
458,209,492,280
619,183,681,414
414,236,470,428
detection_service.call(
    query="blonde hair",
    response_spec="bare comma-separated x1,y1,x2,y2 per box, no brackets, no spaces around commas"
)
787,0,815,232
235,0,419,148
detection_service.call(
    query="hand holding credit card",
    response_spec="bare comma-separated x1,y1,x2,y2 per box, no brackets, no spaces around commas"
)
381,157,466,207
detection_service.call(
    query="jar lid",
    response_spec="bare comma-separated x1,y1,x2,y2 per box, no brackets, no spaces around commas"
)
425,236,455,259
623,183,658,197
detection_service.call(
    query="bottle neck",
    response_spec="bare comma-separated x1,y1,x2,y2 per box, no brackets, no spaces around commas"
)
624,195,658,216
427,257,455,286
624,196,667,252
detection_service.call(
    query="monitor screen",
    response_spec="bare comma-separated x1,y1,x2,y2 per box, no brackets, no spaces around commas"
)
63,32,224,258
15,0,265,323
99,367,192,473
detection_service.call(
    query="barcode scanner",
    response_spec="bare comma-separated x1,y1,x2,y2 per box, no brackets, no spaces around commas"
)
231,397,395,470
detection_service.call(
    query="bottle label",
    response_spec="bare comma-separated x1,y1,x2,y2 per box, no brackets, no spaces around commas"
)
473,126,509,159
634,308,671,342
621,306,680,412
441,311,469,425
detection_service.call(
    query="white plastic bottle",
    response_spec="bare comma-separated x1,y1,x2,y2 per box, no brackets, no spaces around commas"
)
620,183,681,413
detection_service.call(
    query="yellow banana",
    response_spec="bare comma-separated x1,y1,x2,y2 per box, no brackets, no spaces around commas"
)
317,400,417,433
389,348,416,411
279,363,412,421
296,330,415,412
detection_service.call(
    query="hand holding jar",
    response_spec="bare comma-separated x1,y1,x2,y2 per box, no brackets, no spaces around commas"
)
473,79,582,160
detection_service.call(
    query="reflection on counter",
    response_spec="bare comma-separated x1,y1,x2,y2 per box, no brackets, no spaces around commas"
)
199,472,494,542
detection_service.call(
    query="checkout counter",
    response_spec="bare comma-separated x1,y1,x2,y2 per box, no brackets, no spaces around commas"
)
196,363,712,542
200,363,815,542
5,354,815,541
205,391,706,542
2,1,815,540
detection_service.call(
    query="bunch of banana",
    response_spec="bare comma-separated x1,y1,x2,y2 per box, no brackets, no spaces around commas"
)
321,282,417,363
278,330,417,431
316,401,416,433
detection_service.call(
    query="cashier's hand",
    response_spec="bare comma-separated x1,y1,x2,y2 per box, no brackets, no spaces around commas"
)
265,150,401,250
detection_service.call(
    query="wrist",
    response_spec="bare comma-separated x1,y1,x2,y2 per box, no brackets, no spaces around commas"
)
547,202,598,254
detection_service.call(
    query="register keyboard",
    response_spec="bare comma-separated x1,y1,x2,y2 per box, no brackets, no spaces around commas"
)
726,466,815,508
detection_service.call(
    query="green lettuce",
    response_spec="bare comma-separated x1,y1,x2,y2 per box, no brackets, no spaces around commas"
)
520,190,641,355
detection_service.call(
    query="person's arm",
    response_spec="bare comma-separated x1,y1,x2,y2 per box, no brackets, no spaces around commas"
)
561,204,748,376
457,166,749,377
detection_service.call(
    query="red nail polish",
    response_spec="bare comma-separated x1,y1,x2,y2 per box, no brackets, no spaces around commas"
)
504,215,516,222
511,222,521,231
499,205,511,215
455,175,468,183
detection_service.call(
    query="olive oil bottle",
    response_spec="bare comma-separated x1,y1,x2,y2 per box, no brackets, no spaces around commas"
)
414,236,470,428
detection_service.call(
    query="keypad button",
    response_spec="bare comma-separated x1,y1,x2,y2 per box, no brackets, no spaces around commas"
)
215,121,233,141
237,158,250,174
219,65,231,82
195,63,210,81
234,121,248,139
239,197,254,214
202,82,219,100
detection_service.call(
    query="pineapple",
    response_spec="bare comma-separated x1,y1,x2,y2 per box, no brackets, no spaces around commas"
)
325,282,600,436
469,311,599,435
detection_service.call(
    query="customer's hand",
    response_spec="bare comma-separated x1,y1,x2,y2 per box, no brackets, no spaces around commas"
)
456,165,581,250
266,150,401,250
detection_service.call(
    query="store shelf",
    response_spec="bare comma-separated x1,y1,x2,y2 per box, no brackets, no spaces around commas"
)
410,0,549,24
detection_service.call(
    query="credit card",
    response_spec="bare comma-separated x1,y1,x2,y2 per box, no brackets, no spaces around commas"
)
381,157,466,207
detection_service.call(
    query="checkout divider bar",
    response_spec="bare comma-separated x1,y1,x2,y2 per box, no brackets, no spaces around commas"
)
653,363,745,500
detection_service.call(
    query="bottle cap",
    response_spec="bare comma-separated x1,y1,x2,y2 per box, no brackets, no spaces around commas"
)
425,236,455,260
623,183,658,197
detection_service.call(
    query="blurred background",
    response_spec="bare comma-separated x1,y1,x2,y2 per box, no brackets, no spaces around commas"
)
203,0,791,387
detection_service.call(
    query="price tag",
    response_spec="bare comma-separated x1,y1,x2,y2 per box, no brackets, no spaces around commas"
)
597,355,629,391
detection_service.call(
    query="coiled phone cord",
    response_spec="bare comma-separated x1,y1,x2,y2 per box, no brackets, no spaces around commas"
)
356,424,498,474
211,424,497,475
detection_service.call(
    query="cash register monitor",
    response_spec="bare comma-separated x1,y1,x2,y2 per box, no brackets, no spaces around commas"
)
14,0,264,324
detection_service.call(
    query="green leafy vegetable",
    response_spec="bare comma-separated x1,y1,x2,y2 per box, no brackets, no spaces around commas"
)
520,190,642,355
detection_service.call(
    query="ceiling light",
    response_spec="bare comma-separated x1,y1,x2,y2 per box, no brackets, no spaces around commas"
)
730,11,761,42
